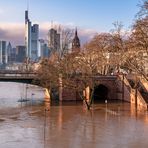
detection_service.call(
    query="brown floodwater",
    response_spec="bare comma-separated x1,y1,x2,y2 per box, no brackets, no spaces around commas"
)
0,99,148,148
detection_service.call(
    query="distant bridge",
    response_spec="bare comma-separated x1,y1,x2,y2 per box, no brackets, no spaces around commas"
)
0,70,37,83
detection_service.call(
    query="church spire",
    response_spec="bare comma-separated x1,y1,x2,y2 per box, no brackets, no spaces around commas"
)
72,28,80,52
75,27,78,36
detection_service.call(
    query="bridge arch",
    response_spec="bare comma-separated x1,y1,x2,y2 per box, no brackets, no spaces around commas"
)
93,84,109,102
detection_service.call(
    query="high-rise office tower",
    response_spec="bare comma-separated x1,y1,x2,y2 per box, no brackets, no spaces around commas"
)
16,46,26,62
25,10,39,61
31,24,39,61
39,39,50,58
47,28,60,53
25,10,31,60
7,42,15,63
0,41,8,64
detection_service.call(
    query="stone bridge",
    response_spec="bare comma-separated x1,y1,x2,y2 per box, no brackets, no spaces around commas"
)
61,75,148,110
61,76,124,101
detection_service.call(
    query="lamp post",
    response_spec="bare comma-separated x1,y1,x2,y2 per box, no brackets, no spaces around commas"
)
31,93,35,106
44,108,49,148
25,84,28,102
105,99,108,121
122,73,125,102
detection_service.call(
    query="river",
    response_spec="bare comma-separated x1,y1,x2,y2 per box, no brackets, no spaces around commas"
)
0,88,148,148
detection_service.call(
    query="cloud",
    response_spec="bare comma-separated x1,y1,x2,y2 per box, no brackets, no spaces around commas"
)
0,22,98,47
0,23,24,46
39,22,98,43
78,28,98,44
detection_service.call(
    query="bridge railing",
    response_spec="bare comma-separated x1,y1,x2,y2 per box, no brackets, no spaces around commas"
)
118,74,133,92
118,74,147,110
140,77,148,92
137,89,147,109
0,70,37,78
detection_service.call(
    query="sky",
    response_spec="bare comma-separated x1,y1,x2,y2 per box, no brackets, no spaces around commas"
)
0,0,140,46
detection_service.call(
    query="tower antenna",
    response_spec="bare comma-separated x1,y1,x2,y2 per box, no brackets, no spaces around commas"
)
27,0,29,11
51,20,53,29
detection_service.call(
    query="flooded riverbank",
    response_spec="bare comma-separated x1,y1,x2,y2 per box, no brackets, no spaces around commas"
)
0,99,148,148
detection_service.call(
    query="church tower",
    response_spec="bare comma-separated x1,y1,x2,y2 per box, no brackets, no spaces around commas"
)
72,28,80,52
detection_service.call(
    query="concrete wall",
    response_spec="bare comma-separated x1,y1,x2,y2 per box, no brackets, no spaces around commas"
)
62,88,77,101
0,82,45,100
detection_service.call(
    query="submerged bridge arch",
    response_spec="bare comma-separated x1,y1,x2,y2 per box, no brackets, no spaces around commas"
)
93,76,117,101
93,84,109,102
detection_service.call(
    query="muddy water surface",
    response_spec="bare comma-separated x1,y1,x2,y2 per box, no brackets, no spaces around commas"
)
0,99,148,148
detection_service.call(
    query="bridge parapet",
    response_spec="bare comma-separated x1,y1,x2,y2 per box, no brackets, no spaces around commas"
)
0,71,37,84
92,75,117,80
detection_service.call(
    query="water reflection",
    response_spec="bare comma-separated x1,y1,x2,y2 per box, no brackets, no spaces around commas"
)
0,98,148,148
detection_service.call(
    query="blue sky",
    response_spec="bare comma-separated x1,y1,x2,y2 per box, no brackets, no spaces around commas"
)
0,0,141,46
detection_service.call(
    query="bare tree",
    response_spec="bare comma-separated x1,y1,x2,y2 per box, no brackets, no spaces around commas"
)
109,22,129,74
83,33,113,75
60,27,74,57
35,53,60,99
123,0,148,79
137,0,148,18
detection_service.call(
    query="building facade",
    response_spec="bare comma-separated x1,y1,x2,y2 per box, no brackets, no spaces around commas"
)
0,41,8,64
39,39,50,58
7,42,16,63
16,46,26,63
47,28,60,53
31,24,39,61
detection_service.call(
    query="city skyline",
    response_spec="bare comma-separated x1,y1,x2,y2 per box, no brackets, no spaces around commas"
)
0,0,140,46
